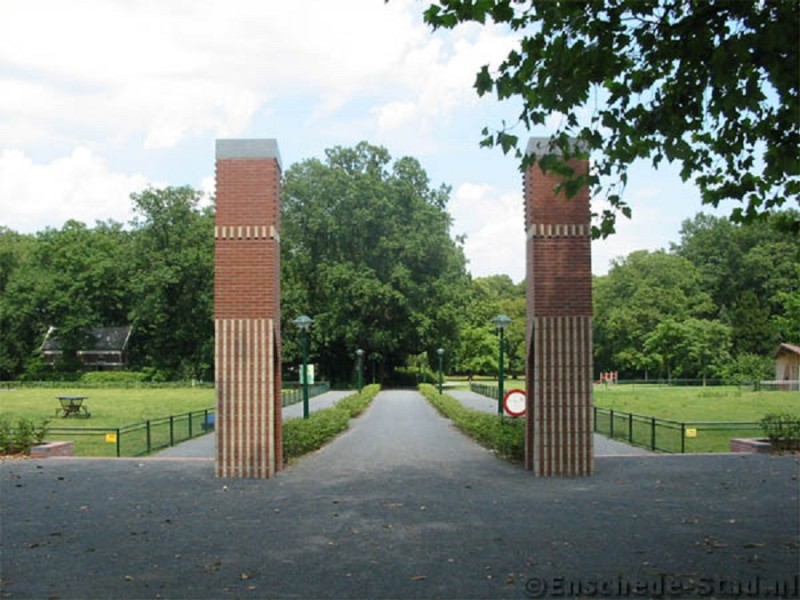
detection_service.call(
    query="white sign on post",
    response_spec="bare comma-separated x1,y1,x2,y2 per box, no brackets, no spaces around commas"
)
503,389,527,417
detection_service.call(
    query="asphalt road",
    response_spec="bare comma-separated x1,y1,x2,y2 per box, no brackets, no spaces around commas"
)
1,390,798,599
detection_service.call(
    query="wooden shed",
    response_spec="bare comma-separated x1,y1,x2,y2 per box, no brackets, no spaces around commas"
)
774,342,800,390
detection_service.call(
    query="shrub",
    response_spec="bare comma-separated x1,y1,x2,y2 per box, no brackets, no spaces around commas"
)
0,416,49,455
282,384,380,462
81,371,147,384
419,383,524,462
760,413,800,452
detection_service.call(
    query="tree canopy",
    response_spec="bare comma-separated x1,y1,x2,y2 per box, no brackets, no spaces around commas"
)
280,142,471,383
424,0,800,235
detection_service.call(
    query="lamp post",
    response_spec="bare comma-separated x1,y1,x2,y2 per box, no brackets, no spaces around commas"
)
293,315,313,419
491,314,512,415
356,348,365,392
436,348,444,394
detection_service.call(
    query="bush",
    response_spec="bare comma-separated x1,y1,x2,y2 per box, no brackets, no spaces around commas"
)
418,383,524,462
718,353,773,384
0,416,49,455
760,413,800,452
282,384,380,462
81,371,148,384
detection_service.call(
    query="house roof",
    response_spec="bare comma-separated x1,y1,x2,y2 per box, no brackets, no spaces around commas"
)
41,326,132,353
775,342,800,358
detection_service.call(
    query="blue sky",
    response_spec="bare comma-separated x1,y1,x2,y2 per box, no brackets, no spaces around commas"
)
0,0,721,280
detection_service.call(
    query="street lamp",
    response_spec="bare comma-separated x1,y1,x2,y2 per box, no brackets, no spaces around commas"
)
293,315,313,419
436,348,444,394
356,348,365,392
491,314,512,415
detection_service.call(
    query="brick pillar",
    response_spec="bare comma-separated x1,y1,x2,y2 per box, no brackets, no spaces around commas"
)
214,139,282,478
524,137,593,476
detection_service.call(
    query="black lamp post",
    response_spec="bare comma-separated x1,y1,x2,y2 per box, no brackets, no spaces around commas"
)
491,315,512,415
356,348,364,392
437,347,444,394
293,315,313,419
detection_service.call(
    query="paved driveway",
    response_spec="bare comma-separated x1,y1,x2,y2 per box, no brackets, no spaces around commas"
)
2,390,798,599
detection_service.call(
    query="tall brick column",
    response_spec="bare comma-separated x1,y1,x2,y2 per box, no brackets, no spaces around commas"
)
524,137,593,476
214,139,282,478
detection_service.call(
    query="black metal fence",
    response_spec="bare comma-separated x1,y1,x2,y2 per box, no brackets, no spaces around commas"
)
592,407,767,453
43,382,332,457
281,382,331,406
47,408,215,457
470,382,500,399
468,382,772,453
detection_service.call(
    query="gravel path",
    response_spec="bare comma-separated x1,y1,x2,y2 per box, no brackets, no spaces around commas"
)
2,390,797,599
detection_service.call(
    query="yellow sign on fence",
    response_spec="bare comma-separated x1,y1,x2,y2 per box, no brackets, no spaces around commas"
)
685,428,698,438
105,433,118,443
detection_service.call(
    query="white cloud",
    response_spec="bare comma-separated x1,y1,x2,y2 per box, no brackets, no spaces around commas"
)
0,0,433,149
0,148,150,232
372,23,518,134
450,182,525,282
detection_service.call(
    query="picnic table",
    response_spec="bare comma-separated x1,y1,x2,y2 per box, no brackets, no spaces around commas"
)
56,395,91,418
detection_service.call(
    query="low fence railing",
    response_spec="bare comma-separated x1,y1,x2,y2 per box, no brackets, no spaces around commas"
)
43,383,332,457
47,408,215,457
470,382,500,399
281,382,331,407
468,383,776,453
592,407,769,453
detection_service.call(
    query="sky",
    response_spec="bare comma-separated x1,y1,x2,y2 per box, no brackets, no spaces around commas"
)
0,0,722,281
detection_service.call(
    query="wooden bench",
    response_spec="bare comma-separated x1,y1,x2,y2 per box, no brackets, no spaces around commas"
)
56,396,90,418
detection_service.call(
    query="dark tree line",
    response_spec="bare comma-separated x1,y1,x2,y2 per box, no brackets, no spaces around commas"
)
0,142,797,383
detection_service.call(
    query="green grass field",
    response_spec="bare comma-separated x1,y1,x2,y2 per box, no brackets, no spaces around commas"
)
0,387,214,425
593,384,800,421
1,387,215,457
454,379,799,452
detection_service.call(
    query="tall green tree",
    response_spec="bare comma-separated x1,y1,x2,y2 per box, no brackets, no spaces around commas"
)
673,211,800,354
593,250,713,377
281,142,470,383
127,187,214,380
451,275,525,377
423,0,799,235
0,221,133,377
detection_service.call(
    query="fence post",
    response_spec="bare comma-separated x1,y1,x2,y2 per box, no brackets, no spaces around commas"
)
680,423,686,454
650,417,656,451
188,413,193,438
610,409,615,438
169,415,174,447
628,413,633,443
593,406,597,432
146,420,152,454
116,427,121,457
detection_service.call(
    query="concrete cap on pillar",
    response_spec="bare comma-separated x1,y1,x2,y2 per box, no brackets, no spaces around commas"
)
526,136,588,157
216,139,282,169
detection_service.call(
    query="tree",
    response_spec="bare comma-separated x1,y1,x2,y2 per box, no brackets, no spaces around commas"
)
448,275,526,377
127,187,214,380
644,318,732,382
281,142,470,383
0,221,134,378
592,250,713,377
673,211,800,354
424,1,800,235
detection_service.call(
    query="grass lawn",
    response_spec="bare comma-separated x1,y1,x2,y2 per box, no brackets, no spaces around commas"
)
0,387,214,425
596,384,800,453
1,387,215,457
453,379,799,452
593,384,800,421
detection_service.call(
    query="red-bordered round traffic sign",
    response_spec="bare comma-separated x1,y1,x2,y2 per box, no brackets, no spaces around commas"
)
503,388,526,417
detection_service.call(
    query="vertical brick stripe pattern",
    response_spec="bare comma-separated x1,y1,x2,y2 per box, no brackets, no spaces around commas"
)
215,139,282,479
524,137,594,476
529,316,593,476
215,318,277,478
